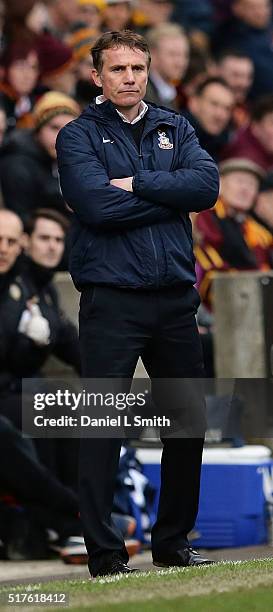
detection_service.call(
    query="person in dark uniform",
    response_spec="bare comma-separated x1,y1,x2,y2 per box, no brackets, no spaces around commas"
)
56,31,219,577
0,209,83,560
0,208,81,487
0,207,81,394
0,209,25,393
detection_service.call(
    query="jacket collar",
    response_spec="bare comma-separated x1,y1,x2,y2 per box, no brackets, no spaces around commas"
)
81,98,179,129
95,95,148,124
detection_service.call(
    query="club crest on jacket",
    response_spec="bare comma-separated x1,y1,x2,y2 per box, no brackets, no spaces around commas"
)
158,131,173,150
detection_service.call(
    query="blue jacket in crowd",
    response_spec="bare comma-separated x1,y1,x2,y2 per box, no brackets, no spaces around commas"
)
56,100,219,290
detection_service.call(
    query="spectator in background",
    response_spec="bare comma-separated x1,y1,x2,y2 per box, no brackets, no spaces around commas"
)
223,95,273,171
0,208,81,428
0,207,84,563
37,33,77,96
177,46,213,108
43,0,79,39
132,0,174,32
173,0,215,49
0,209,23,283
0,91,80,220
145,24,190,110
0,41,39,131
76,0,105,29
194,158,272,310
184,77,235,160
66,25,102,107
212,0,273,98
102,0,133,31
215,48,254,128
2,1,38,48
253,172,273,232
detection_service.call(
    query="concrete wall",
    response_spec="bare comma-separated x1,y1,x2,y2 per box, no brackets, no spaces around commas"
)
213,271,273,378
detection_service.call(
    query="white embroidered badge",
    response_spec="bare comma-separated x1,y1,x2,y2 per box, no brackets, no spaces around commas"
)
158,130,173,150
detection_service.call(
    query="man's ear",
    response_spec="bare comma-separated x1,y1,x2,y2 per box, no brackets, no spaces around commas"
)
91,68,103,88
21,232,30,253
188,95,199,115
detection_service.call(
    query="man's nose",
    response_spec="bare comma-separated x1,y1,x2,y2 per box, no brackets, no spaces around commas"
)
49,239,58,249
0,239,8,253
124,68,135,83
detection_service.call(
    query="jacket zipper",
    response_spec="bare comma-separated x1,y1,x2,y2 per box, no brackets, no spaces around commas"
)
139,138,160,288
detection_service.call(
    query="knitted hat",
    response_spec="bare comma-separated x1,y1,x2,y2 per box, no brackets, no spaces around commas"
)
219,158,265,181
33,91,80,131
78,0,106,9
66,27,98,62
37,34,74,79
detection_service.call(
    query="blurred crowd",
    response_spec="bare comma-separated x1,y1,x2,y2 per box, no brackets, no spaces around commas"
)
1,0,273,562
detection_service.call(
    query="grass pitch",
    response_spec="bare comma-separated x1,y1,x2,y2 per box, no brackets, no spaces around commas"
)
1,559,273,611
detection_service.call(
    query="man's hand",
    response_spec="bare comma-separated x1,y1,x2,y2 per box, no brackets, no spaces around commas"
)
110,177,133,192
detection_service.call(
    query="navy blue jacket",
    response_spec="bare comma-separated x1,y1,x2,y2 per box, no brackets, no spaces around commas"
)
56,100,219,290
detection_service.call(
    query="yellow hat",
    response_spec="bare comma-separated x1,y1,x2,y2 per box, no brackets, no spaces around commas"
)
33,91,80,131
77,0,106,10
67,27,98,62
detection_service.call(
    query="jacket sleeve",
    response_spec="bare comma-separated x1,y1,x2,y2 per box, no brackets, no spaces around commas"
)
56,123,176,230
133,119,219,213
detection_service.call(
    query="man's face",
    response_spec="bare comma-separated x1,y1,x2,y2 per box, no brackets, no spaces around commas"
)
219,56,254,104
190,83,234,135
92,46,149,111
25,218,65,268
103,2,132,31
233,0,271,29
37,113,76,158
151,35,189,84
55,0,78,26
77,3,102,28
220,170,259,212
252,113,273,154
0,213,22,274
136,0,173,26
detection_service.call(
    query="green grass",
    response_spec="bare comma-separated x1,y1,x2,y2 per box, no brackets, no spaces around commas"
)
2,560,273,611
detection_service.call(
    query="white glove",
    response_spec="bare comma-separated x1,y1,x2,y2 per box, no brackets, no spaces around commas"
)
18,304,50,346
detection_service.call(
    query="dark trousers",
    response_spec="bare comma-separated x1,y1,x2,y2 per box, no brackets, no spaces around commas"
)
79,285,205,573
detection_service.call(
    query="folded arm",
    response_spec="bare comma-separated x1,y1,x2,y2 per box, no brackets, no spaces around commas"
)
56,123,176,230
133,120,219,213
